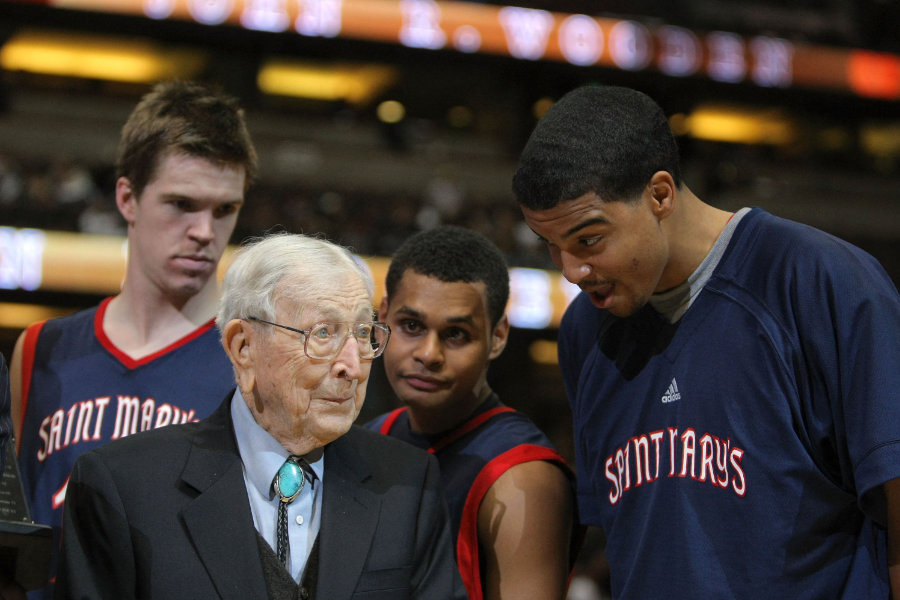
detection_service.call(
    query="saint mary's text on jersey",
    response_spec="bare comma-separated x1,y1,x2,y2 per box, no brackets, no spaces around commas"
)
605,426,747,505
34,395,198,461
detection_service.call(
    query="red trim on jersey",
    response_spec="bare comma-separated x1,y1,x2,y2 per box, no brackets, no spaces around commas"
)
456,445,568,600
18,320,47,451
429,407,515,454
378,406,517,454
378,408,406,435
93,297,219,369
376,405,578,598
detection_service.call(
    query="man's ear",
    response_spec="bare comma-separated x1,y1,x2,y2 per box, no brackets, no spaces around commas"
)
223,318,255,390
488,314,510,361
115,177,138,225
648,170,676,220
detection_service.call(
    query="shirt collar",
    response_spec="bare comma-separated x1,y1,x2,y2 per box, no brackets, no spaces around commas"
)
231,388,325,499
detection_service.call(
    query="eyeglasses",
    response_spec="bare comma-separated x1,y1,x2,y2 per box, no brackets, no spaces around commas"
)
246,316,390,360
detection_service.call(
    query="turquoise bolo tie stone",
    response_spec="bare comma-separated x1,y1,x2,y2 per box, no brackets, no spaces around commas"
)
275,459,305,503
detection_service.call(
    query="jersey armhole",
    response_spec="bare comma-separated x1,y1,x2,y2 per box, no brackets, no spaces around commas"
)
17,320,47,449
456,445,569,600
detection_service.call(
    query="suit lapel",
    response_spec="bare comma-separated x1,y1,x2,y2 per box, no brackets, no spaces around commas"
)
179,394,269,600
316,427,380,600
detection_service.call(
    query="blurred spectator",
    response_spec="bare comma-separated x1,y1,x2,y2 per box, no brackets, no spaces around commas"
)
0,153,572,269
77,194,126,236
0,154,24,209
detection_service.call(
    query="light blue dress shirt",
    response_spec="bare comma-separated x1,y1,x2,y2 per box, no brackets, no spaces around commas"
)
231,389,324,583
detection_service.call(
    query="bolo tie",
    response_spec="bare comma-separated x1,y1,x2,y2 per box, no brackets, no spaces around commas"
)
272,455,315,568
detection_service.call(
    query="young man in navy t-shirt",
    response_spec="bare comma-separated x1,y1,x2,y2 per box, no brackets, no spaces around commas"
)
513,84,900,599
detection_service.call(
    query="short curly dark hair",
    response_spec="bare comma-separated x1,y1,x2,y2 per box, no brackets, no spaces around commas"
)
385,226,509,327
512,85,681,210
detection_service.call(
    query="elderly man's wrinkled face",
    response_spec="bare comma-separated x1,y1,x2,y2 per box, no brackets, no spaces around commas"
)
240,272,374,455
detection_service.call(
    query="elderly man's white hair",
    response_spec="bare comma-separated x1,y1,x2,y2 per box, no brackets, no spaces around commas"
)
217,233,374,332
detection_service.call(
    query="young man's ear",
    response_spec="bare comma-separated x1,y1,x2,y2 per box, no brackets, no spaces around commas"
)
648,170,676,219
115,177,138,225
488,314,510,361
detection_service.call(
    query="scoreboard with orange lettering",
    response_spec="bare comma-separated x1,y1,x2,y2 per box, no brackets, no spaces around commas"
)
28,0,900,100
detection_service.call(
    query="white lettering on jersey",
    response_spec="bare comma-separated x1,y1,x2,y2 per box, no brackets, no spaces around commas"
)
113,395,141,440
35,395,198,461
604,426,747,505
680,428,696,477
730,447,747,496
37,396,108,461
52,476,68,510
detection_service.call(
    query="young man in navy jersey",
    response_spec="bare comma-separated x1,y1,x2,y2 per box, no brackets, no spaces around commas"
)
366,225,579,600
9,80,257,598
513,84,900,598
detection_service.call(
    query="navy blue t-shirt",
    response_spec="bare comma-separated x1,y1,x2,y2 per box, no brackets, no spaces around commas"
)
562,208,900,598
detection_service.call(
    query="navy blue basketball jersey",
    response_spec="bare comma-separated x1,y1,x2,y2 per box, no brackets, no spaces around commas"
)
17,297,235,597
367,395,574,600
562,208,900,598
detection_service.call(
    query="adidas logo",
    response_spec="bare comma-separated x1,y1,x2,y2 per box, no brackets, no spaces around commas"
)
661,378,682,404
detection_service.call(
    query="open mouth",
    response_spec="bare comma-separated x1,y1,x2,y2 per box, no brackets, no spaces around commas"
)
586,282,614,309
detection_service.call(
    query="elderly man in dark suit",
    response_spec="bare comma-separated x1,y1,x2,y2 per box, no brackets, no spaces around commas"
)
55,233,466,600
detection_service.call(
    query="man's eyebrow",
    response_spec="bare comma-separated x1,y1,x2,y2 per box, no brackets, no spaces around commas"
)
160,192,244,207
308,307,363,322
530,228,548,243
395,306,474,327
530,217,611,242
564,217,609,238
160,192,192,202
395,306,424,320
445,314,476,327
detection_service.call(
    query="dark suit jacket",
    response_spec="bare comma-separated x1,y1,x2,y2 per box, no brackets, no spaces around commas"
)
55,392,466,599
